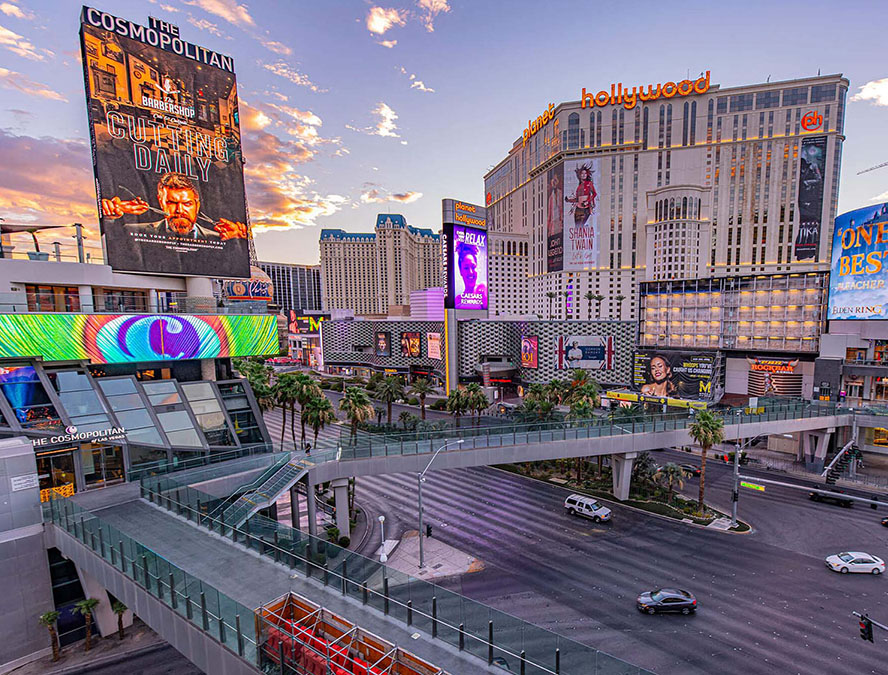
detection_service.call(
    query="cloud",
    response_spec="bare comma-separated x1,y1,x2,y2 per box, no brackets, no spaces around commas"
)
159,4,180,13
0,130,98,232
0,23,51,60
265,40,292,56
183,0,254,28
871,190,888,202
366,7,407,35
377,39,397,48
851,78,888,107
416,0,450,32
262,61,325,93
0,2,33,20
360,185,423,204
0,67,66,101
238,102,346,230
346,102,401,138
399,66,434,93
187,17,224,38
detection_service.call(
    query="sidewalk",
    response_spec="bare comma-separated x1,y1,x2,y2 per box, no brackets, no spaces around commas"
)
384,530,483,580
9,619,166,675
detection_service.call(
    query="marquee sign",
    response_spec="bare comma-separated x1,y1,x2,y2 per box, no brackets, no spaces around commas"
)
747,357,799,373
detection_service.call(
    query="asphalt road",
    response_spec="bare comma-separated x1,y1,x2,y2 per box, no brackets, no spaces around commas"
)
356,464,888,675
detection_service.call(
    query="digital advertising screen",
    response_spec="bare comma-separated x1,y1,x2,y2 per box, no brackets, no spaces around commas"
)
546,163,564,273
80,7,250,278
427,333,441,360
827,202,888,320
521,336,538,369
375,331,391,357
287,312,329,335
0,314,279,364
400,332,421,357
794,135,827,261
633,350,717,401
562,158,600,270
556,335,614,370
451,224,488,309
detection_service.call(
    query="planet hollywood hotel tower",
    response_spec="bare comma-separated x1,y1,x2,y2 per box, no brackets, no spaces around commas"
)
483,73,847,322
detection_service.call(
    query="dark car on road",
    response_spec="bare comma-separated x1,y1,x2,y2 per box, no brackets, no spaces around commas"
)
880,517,888,527
809,488,853,508
636,588,697,615
680,464,701,477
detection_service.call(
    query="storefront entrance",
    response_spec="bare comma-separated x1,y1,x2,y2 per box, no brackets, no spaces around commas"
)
80,443,124,489
36,447,76,502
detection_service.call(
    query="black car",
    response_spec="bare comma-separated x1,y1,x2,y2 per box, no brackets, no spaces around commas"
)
809,488,853,508
636,588,697,615
880,517,888,527
680,464,701,477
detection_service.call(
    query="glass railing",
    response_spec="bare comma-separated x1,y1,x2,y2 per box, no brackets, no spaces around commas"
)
333,400,844,458
43,496,259,666
128,443,279,482
140,478,653,675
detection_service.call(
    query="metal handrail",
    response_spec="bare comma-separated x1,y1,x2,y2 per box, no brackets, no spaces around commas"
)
45,497,258,662
142,482,652,675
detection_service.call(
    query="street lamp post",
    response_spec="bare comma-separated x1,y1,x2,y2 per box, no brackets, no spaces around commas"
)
378,515,387,564
418,439,464,569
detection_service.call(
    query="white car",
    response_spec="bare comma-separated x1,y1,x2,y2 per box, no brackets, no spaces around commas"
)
825,551,885,575
564,494,612,523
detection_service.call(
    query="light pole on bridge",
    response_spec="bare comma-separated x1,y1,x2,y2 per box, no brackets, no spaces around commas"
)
418,439,464,569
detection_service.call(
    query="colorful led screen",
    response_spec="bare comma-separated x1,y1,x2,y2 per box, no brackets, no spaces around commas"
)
0,314,278,364
827,202,888,320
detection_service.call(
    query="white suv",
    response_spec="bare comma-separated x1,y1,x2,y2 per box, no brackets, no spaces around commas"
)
564,494,612,522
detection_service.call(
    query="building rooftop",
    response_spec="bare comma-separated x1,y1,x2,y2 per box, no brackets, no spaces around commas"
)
320,214,440,242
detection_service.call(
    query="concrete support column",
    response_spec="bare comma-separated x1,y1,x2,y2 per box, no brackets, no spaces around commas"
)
306,478,318,537
200,359,216,382
78,285,94,313
289,484,301,530
611,452,638,501
0,437,55,668
147,288,159,313
74,566,133,637
331,478,350,538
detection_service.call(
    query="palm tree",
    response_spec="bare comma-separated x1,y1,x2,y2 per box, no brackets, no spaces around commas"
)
73,598,100,652
399,410,413,429
562,290,570,318
546,378,568,405
446,388,468,427
571,382,600,410
525,383,547,404
593,293,605,319
567,400,593,422
112,601,127,640
304,395,336,446
655,463,687,504
545,291,557,319
293,373,322,448
614,293,626,318
688,410,724,512
632,451,659,498
273,373,298,448
340,387,373,445
374,407,385,426
537,400,556,422
584,291,595,319
409,378,435,420
376,376,405,425
464,383,488,426
570,368,590,390
39,611,61,662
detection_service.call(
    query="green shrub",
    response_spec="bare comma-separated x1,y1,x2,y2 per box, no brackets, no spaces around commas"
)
430,399,447,411
338,536,351,548
407,397,419,406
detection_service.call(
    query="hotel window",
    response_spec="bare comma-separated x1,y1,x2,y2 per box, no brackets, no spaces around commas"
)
707,99,714,142
782,87,808,106
26,285,81,313
567,113,580,149
682,101,689,146
717,96,728,114
611,109,618,145
810,83,836,103
730,93,754,112
643,107,649,148
589,112,595,147
755,91,780,109
665,104,673,146
690,100,697,145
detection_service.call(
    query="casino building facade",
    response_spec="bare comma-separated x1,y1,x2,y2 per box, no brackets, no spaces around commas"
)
484,72,848,321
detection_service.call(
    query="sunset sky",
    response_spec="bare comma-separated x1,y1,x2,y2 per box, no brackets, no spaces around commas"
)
1,0,887,266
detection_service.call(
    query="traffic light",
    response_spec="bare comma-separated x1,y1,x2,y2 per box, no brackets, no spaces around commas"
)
860,615,874,642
